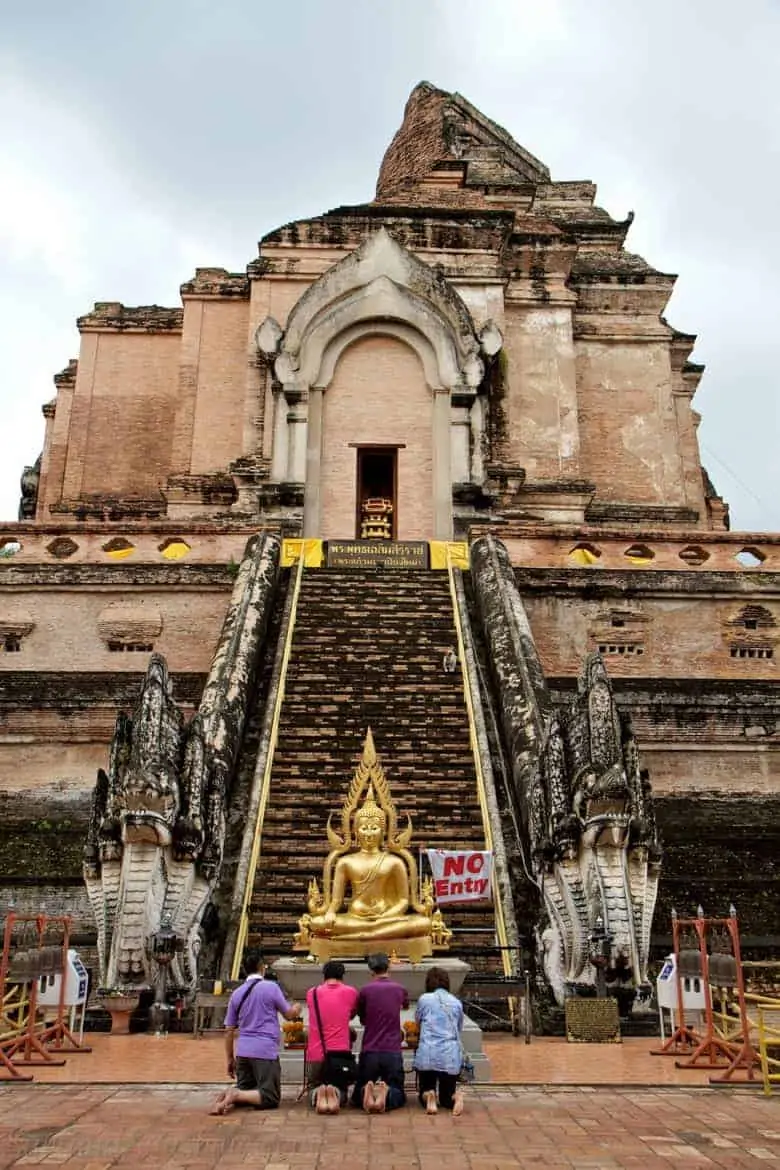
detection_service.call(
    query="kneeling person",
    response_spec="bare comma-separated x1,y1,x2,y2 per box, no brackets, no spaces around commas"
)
352,952,409,1113
306,960,359,1113
211,949,300,1114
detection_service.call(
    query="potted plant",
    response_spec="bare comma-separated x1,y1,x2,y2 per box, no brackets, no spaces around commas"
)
96,988,142,1035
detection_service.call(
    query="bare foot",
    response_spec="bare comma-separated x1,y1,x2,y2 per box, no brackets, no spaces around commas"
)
452,1089,464,1117
372,1080,389,1113
325,1084,341,1113
423,1089,438,1115
362,1082,378,1113
210,1088,237,1115
315,1085,330,1114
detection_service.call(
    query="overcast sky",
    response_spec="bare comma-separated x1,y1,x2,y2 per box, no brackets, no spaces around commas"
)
1,0,778,530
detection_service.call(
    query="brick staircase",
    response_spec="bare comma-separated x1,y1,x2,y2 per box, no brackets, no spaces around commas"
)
245,568,499,969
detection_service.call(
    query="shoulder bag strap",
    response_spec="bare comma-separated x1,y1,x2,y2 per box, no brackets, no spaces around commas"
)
312,987,328,1055
234,977,261,1024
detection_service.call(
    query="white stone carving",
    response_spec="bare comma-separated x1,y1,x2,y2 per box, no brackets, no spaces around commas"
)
255,316,284,358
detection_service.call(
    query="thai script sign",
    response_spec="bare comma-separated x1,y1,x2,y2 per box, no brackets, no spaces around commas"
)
426,850,493,905
326,540,429,570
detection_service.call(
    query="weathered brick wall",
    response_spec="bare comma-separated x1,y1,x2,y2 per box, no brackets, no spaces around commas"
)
62,332,182,502
653,795,780,952
189,300,251,474
320,336,434,540
545,677,779,793
0,672,205,795
39,362,77,517
502,305,580,479
672,387,708,518
521,591,779,682
0,788,95,954
0,743,109,795
0,587,229,674
575,339,684,505
376,84,447,198
643,748,779,796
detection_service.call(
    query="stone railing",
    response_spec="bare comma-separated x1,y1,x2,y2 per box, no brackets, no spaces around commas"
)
468,523,780,573
0,523,276,565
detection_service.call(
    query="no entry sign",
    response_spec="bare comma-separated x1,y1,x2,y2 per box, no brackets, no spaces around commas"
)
426,850,493,905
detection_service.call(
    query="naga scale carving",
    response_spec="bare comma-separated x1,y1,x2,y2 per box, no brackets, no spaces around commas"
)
534,655,661,1005
83,656,221,994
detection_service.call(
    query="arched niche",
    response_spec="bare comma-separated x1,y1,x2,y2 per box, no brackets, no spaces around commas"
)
262,229,489,539
317,321,443,392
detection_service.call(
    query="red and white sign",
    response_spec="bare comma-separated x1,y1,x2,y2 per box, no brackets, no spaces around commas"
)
426,850,493,905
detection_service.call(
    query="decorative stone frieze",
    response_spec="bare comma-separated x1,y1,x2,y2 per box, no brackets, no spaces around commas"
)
0,607,34,653
97,601,163,651
723,604,778,661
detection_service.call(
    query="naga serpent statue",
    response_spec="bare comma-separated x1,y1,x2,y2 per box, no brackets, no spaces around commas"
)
533,656,662,1005
83,657,220,993
470,534,662,1008
83,532,280,998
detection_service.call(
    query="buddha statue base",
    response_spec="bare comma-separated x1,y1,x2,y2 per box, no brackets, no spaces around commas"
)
297,933,433,964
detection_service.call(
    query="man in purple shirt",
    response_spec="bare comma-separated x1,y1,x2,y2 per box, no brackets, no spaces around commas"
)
210,949,300,1114
352,952,409,1112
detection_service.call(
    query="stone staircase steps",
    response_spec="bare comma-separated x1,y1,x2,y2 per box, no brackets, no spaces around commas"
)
244,568,499,968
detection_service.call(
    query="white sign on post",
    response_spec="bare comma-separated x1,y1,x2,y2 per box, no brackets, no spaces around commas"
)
426,849,493,905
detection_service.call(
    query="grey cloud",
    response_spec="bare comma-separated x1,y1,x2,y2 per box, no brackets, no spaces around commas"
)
1,0,778,530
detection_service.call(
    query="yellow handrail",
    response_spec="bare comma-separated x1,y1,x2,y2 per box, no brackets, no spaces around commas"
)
230,552,306,980
757,1001,780,1096
445,547,513,980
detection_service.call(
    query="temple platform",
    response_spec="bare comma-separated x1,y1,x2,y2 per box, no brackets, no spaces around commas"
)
273,956,471,998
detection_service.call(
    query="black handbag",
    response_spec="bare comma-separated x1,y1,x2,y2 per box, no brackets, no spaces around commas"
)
312,988,357,1088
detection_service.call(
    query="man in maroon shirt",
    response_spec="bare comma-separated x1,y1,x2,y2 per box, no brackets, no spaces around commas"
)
352,952,409,1112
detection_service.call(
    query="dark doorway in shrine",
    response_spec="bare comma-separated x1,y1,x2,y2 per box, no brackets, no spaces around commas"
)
355,446,397,539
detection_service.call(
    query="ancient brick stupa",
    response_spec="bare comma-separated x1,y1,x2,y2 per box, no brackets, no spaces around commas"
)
1,83,777,1017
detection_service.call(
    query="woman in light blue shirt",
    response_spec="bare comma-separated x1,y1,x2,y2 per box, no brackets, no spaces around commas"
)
413,966,465,1114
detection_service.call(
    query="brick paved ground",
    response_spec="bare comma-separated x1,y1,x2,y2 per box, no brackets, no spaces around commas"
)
4,1034,716,1087
0,1084,778,1169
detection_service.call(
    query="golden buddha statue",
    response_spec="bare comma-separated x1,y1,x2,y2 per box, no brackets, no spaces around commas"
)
294,730,452,962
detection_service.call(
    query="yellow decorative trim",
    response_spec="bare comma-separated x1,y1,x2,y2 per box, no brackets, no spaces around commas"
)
231,550,306,978
281,539,324,568
430,541,470,570
281,539,468,570
445,546,512,979
758,1000,780,1095
160,540,191,561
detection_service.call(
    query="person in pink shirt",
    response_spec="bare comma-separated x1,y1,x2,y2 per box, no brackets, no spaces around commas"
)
305,961,359,1114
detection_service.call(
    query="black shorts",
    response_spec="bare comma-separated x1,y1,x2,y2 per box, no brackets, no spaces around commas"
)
235,1056,281,1108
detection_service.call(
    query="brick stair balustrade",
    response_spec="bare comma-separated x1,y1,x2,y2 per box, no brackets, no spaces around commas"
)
244,568,499,969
